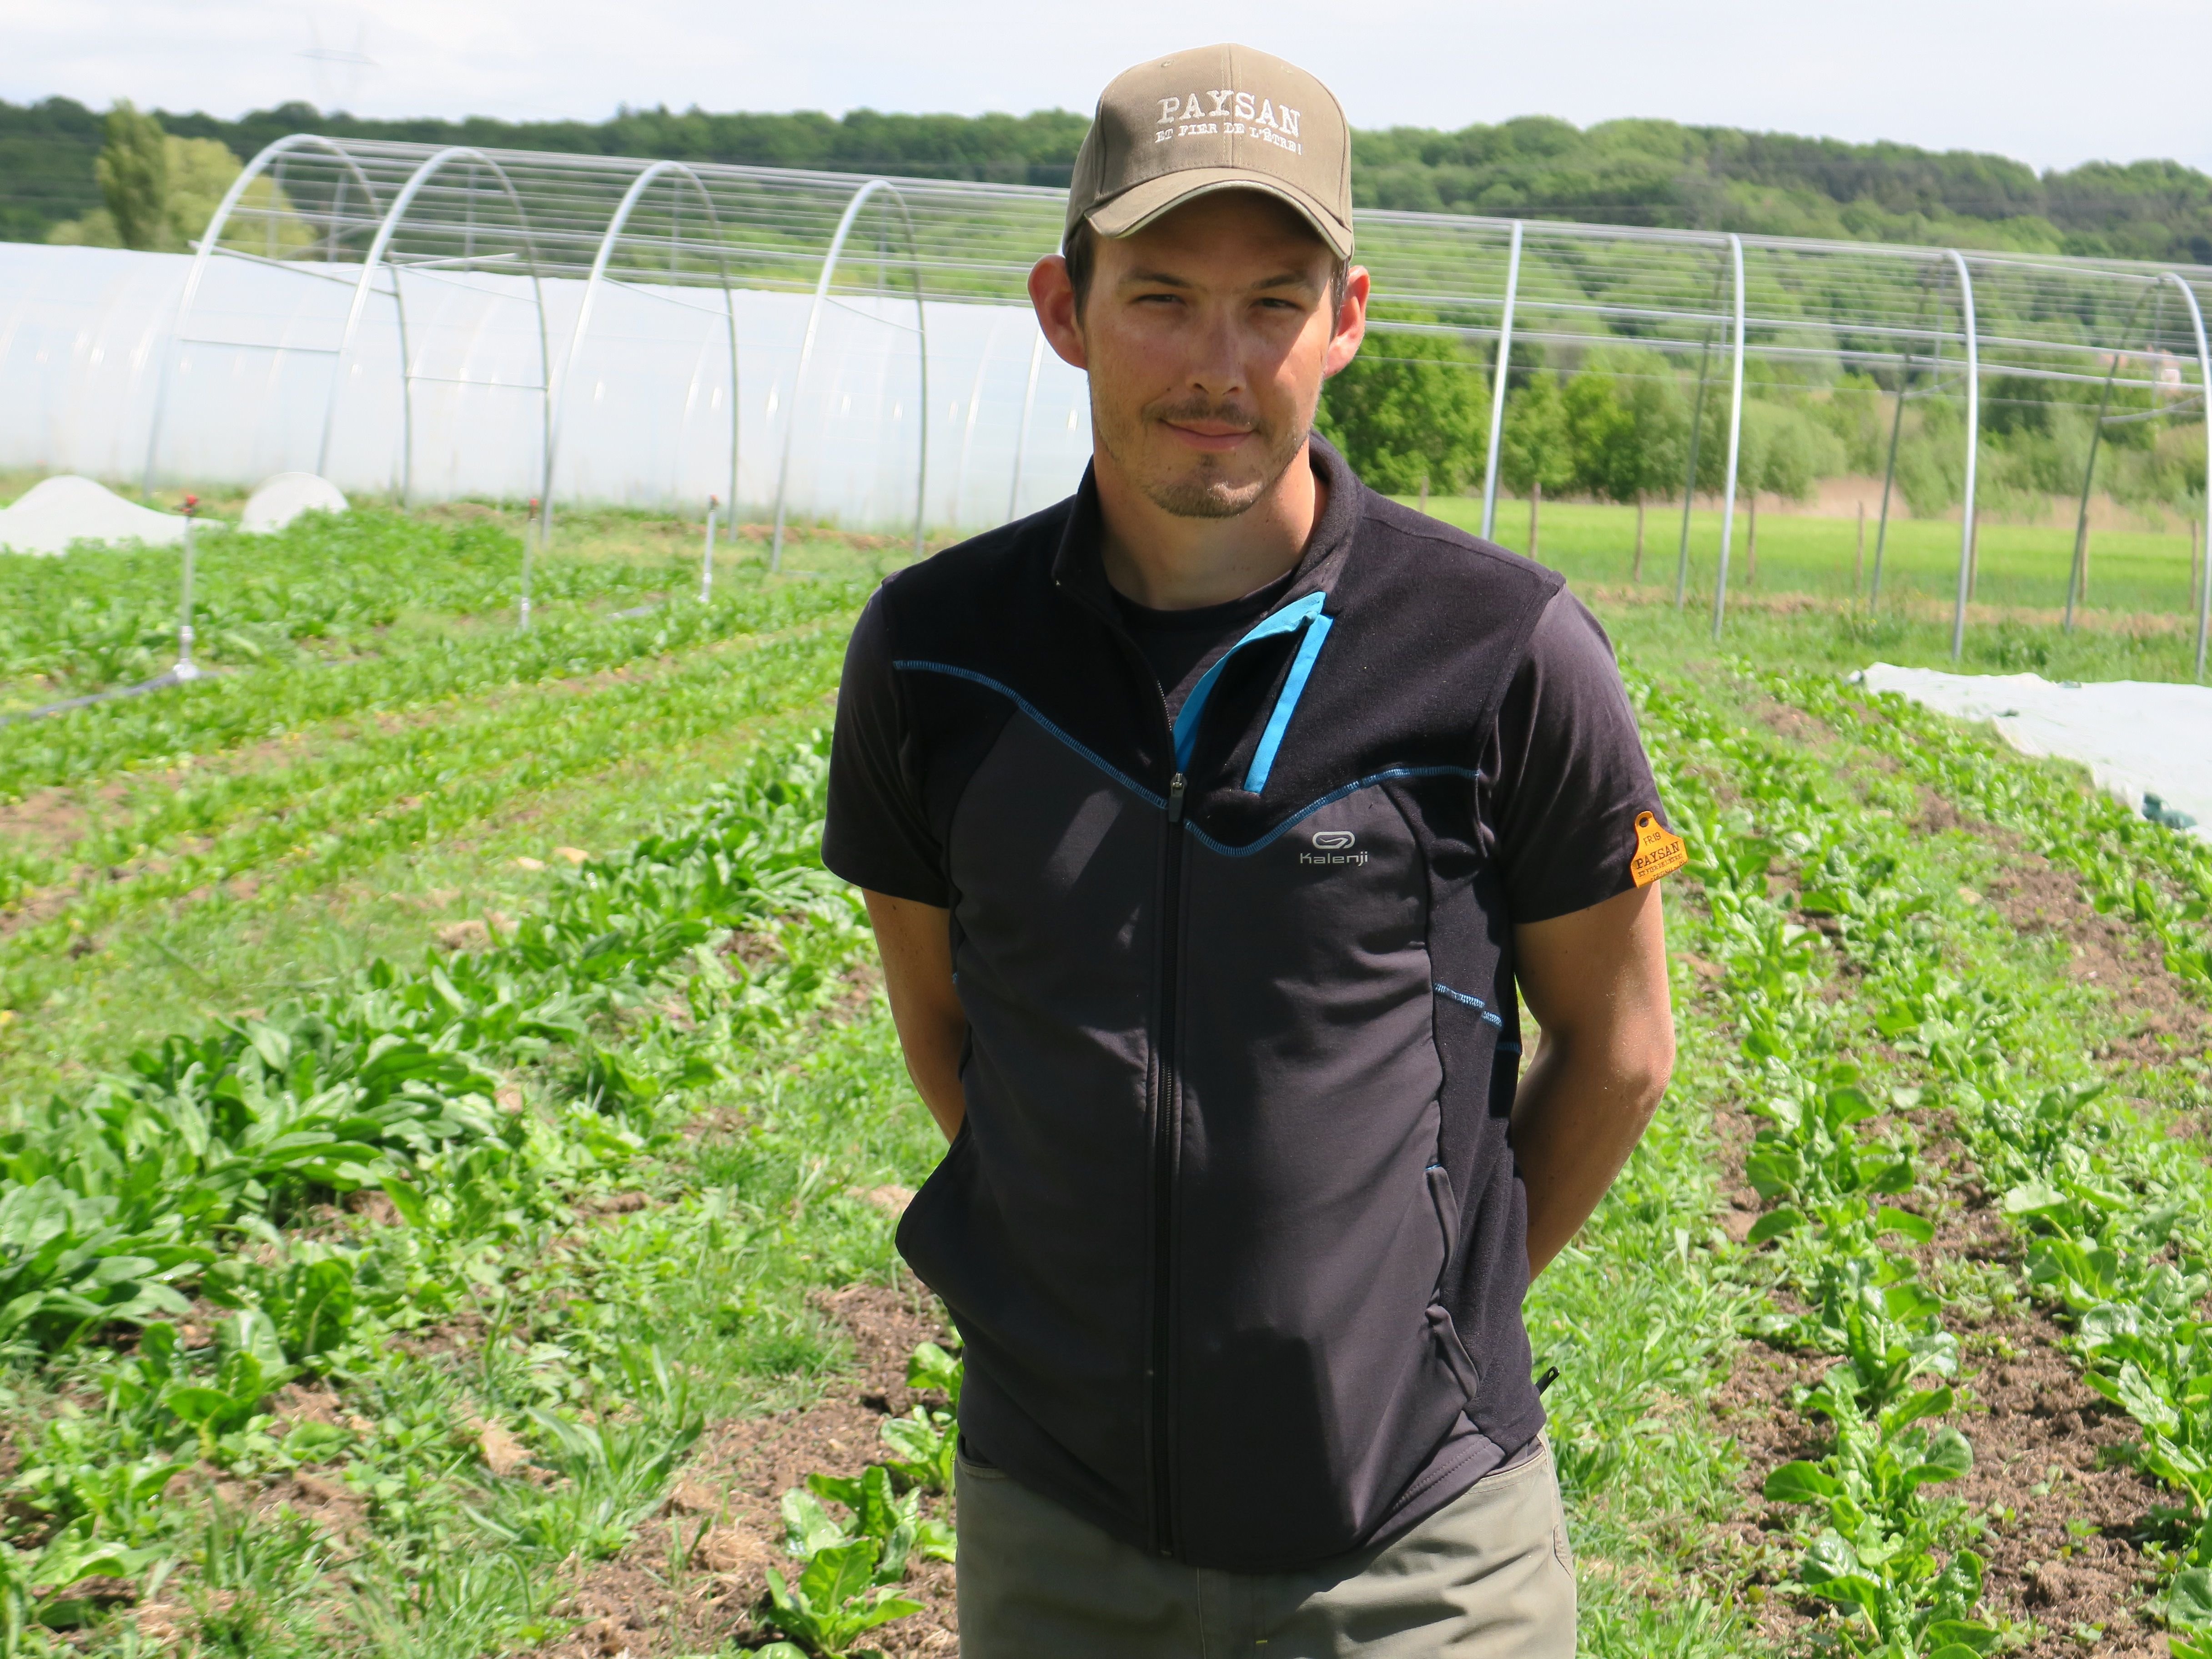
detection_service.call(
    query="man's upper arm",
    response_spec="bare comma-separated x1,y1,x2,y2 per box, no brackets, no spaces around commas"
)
1488,589,1675,925
823,593,948,906
1513,883,1671,1055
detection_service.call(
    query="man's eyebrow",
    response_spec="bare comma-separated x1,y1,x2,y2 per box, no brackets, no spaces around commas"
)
1117,266,1196,289
1113,267,1324,292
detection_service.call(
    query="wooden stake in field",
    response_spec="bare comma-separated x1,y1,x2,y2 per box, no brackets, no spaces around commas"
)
1855,501,1866,596
1745,494,1758,588
1418,474,1429,516
1529,481,1541,561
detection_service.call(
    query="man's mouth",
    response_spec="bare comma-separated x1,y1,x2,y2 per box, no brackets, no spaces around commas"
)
1157,416,1257,452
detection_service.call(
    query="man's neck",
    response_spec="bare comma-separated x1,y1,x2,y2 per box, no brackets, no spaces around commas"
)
1095,442,1323,612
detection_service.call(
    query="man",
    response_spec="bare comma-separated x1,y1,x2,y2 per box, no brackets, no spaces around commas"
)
824,42,1679,1657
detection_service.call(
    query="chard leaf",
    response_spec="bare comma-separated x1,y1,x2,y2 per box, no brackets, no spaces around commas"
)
1761,1460,1839,1504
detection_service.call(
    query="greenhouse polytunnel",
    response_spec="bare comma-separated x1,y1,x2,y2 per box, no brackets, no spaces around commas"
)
0,133,2207,656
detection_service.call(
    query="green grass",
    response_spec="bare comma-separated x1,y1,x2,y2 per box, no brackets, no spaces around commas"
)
5,492,2209,1655
1596,595,2204,685
1413,493,2207,636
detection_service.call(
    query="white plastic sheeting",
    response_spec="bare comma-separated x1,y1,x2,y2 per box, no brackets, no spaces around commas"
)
0,475,195,554
0,243,1094,530
241,473,349,532
1857,664,2212,838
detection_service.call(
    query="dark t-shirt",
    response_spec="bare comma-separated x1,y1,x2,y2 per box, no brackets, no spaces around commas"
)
827,578,1661,926
1114,571,1295,721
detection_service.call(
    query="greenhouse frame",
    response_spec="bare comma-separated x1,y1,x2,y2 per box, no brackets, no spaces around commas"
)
4,132,2210,659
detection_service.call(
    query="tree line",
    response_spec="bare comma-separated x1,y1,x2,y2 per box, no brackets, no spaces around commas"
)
21,100,2212,521
1314,335,2209,518
7,93,2212,264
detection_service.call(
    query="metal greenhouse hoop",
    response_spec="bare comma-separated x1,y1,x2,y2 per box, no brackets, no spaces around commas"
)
141,133,384,499
83,133,2212,665
318,146,553,509
769,177,930,573
543,159,743,547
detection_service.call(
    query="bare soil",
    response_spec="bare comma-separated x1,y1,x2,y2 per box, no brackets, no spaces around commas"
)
531,1277,961,1659
1697,713,2191,1651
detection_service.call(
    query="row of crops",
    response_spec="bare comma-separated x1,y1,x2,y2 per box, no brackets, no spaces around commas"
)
1589,654,2212,1655
4,501,2212,1653
0,514,874,1061
0,731,980,1654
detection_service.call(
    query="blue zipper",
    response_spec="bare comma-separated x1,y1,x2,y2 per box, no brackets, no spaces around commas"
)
1169,591,1333,794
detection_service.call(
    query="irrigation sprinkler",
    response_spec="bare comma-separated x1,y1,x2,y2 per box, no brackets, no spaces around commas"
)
700,496,719,603
520,497,537,629
173,496,203,681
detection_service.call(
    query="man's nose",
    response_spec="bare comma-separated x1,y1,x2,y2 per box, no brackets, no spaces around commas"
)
1184,308,1248,396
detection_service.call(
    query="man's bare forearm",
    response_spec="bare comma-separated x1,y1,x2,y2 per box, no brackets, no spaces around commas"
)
1510,1030,1670,1276
864,891,968,1141
1508,882,1675,1277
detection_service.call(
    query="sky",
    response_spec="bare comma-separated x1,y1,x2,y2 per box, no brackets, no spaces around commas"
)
7,0,2211,175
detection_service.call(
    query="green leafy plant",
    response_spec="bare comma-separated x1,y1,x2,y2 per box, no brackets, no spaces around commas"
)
760,1538,925,1659
878,1342,962,1494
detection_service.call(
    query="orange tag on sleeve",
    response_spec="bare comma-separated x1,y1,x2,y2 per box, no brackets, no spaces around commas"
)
1630,811,1686,887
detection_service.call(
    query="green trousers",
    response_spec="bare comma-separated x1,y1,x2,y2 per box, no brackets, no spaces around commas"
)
955,1442,1578,1658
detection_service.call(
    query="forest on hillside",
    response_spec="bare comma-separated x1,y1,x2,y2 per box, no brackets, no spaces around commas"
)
5,93,2212,262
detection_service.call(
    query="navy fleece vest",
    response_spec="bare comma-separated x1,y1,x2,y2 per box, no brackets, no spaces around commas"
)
875,448,1562,1571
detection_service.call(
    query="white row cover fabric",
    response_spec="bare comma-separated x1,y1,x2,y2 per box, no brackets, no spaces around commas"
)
0,475,196,555
241,472,349,532
1857,663,2212,838
0,243,1094,530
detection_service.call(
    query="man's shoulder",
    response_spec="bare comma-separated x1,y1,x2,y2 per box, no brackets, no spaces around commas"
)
1350,488,1564,602
1336,489,1565,683
878,497,1074,623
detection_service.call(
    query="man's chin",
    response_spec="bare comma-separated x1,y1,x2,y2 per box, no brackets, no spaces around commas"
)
1144,478,1263,520
1136,458,1269,520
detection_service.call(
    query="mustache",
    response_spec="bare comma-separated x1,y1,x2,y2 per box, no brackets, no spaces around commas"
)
1145,396,1262,432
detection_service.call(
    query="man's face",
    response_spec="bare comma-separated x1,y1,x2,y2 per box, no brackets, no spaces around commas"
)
1067,192,1364,520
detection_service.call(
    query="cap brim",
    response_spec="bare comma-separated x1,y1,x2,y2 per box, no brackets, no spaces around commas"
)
1085,168,1354,261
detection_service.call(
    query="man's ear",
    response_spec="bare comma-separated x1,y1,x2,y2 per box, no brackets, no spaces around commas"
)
1029,254,1089,372
1323,265,1371,380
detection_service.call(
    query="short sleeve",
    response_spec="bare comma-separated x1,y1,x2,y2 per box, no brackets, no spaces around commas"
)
1484,589,1669,924
822,593,950,906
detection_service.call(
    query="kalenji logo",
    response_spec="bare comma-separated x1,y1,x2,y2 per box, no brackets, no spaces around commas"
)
1300,829,1367,867
1152,90,1305,155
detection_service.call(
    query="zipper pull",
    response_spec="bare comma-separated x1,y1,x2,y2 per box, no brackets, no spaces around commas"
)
1167,773,1186,824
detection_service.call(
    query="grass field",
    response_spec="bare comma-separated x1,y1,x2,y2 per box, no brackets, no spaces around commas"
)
0,495,2209,1657
1415,493,2209,659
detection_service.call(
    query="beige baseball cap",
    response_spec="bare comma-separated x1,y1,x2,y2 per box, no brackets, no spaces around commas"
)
1065,43,1354,260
